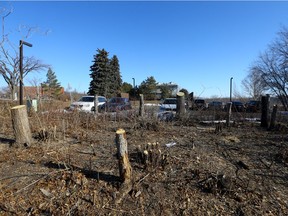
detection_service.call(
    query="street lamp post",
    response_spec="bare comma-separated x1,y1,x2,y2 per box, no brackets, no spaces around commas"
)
19,40,32,105
132,78,135,89
132,78,136,99
230,77,233,102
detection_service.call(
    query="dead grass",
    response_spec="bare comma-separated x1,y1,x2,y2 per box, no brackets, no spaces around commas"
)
0,101,288,215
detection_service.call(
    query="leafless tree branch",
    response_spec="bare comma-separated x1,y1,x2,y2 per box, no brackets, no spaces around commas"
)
0,5,50,99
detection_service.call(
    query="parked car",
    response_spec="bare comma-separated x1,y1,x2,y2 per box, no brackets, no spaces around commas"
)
101,97,132,112
69,95,106,112
245,100,261,113
193,99,206,110
208,101,224,111
231,101,245,112
159,98,177,112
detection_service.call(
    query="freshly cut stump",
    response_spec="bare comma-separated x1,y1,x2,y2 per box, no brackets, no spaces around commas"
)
176,91,185,116
11,105,32,147
139,94,144,117
115,128,132,183
115,128,133,204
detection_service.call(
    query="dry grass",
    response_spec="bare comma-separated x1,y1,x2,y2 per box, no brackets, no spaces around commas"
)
0,100,287,215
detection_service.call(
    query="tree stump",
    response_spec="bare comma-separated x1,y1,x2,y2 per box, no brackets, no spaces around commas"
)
11,105,32,147
189,92,194,110
143,142,162,170
176,91,185,117
139,94,144,117
269,105,278,130
115,129,132,183
94,94,98,115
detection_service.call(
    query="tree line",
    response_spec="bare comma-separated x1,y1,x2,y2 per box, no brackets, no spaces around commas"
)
87,48,189,100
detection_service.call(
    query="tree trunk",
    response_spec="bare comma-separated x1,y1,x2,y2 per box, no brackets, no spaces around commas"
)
176,91,185,117
139,94,144,117
269,105,277,130
10,84,17,100
94,94,98,115
261,94,270,128
11,105,32,147
189,92,194,110
115,128,132,183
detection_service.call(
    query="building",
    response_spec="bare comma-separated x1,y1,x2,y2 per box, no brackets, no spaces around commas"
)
23,86,42,99
23,86,64,99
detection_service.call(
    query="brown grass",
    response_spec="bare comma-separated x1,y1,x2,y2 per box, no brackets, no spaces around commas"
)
0,100,287,215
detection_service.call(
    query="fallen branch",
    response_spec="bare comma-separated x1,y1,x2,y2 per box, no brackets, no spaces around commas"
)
14,168,70,194
0,173,47,181
135,173,150,186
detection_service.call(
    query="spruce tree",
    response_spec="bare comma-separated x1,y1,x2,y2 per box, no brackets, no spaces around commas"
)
88,48,111,97
42,68,62,98
159,84,172,99
88,49,122,98
121,82,133,93
109,55,122,96
45,68,61,88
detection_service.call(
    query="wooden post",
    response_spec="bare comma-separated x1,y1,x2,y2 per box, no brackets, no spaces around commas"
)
176,91,185,117
94,94,98,115
189,92,194,110
11,105,32,147
261,94,270,128
139,94,144,117
115,129,132,183
269,105,278,130
226,102,232,127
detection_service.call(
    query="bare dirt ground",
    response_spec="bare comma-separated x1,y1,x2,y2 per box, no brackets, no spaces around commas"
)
0,101,288,215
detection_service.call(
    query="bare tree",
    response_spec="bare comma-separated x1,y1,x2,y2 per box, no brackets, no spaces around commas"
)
27,76,43,100
0,6,49,100
0,85,9,98
250,26,288,110
232,82,246,100
242,66,267,99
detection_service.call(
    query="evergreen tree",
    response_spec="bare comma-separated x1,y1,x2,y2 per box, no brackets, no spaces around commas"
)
45,68,61,88
42,68,62,98
121,82,133,93
109,55,122,96
88,49,122,98
88,48,110,97
139,76,158,100
159,84,172,99
129,86,140,100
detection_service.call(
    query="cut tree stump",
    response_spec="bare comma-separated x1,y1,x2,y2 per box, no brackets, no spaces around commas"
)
139,94,144,117
269,105,278,131
115,128,132,183
11,105,32,147
115,128,133,205
94,94,99,116
176,91,185,117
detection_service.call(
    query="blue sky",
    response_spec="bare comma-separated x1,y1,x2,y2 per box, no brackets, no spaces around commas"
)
1,1,288,98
